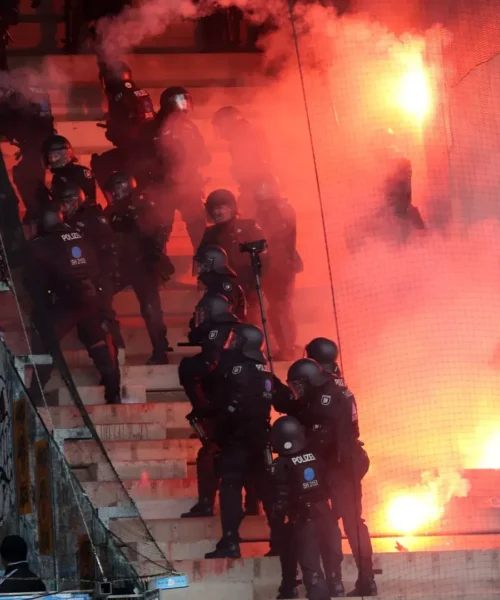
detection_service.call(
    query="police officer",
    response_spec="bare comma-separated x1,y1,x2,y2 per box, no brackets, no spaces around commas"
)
179,293,241,518
286,358,377,597
103,171,173,365
42,134,98,207
91,62,156,192
270,416,345,600
53,180,125,352
254,176,301,360
199,323,273,559
26,205,121,405
193,245,246,321
212,106,273,219
154,86,210,250
198,189,264,324
8,84,55,228
305,337,340,374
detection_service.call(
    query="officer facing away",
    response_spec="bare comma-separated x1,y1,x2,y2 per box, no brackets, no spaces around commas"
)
91,61,156,192
103,172,173,365
54,180,125,353
179,294,241,518
198,189,264,324
270,416,344,600
26,205,121,405
197,323,273,559
193,245,247,322
154,86,210,250
286,358,377,597
305,337,340,374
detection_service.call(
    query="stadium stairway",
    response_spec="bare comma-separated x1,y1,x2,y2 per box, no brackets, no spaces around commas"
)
2,10,500,599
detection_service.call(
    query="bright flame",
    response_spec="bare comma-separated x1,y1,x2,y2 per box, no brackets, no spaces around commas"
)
387,491,443,535
476,432,500,469
396,57,431,123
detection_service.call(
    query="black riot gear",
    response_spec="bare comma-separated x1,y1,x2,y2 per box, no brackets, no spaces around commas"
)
224,323,265,363
39,205,64,232
52,180,85,219
42,134,74,169
271,416,307,456
205,189,238,220
193,245,236,277
159,86,193,114
194,293,235,328
99,61,132,89
305,338,339,370
103,171,137,203
287,358,331,399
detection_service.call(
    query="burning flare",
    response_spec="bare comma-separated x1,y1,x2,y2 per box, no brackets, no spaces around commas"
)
476,431,500,469
396,53,432,123
386,471,470,535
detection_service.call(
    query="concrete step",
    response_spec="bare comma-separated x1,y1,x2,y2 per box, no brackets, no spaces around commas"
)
112,515,269,544
46,384,146,405
66,438,200,465
84,478,199,503
97,458,187,481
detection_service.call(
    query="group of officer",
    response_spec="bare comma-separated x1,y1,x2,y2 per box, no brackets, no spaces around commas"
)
177,265,377,597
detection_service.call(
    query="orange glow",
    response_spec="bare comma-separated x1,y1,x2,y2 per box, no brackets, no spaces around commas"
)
396,56,431,123
387,491,443,535
476,432,500,469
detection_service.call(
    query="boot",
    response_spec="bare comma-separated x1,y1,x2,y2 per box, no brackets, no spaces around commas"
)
327,579,345,597
180,501,214,518
204,538,241,559
276,586,299,599
346,577,377,597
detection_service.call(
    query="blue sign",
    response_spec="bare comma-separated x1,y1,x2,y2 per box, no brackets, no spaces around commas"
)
265,379,272,392
304,467,315,482
0,595,90,600
71,246,82,259
155,574,189,590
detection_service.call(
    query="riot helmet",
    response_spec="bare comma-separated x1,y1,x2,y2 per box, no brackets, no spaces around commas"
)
305,337,339,372
103,172,137,204
286,358,331,400
42,135,74,170
223,323,266,363
271,416,307,456
212,106,243,140
205,189,237,224
39,204,64,233
160,86,193,114
99,61,132,89
52,180,85,219
194,293,237,328
193,245,236,278
254,175,282,203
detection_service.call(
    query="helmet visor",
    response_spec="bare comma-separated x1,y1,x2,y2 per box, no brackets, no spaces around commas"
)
287,379,306,400
192,256,214,277
171,93,193,112
223,330,244,352
194,305,210,329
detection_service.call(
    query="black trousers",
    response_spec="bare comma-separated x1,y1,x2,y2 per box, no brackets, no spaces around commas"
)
160,182,206,251
98,279,125,349
126,268,168,357
216,441,271,543
28,301,120,404
329,445,374,581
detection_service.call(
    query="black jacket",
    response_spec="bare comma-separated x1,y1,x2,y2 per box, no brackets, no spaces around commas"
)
51,162,98,206
0,562,46,594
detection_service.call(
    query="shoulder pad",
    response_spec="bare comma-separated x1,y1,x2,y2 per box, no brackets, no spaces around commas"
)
208,330,218,340
231,365,243,375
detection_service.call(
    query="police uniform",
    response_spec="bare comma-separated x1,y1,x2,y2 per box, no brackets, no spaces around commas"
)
66,204,124,350
27,221,121,404
92,80,156,192
271,448,343,600
301,373,375,591
198,273,247,322
51,163,98,207
198,218,264,324
105,194,170,362
204,357,273,557
156,111,210,249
